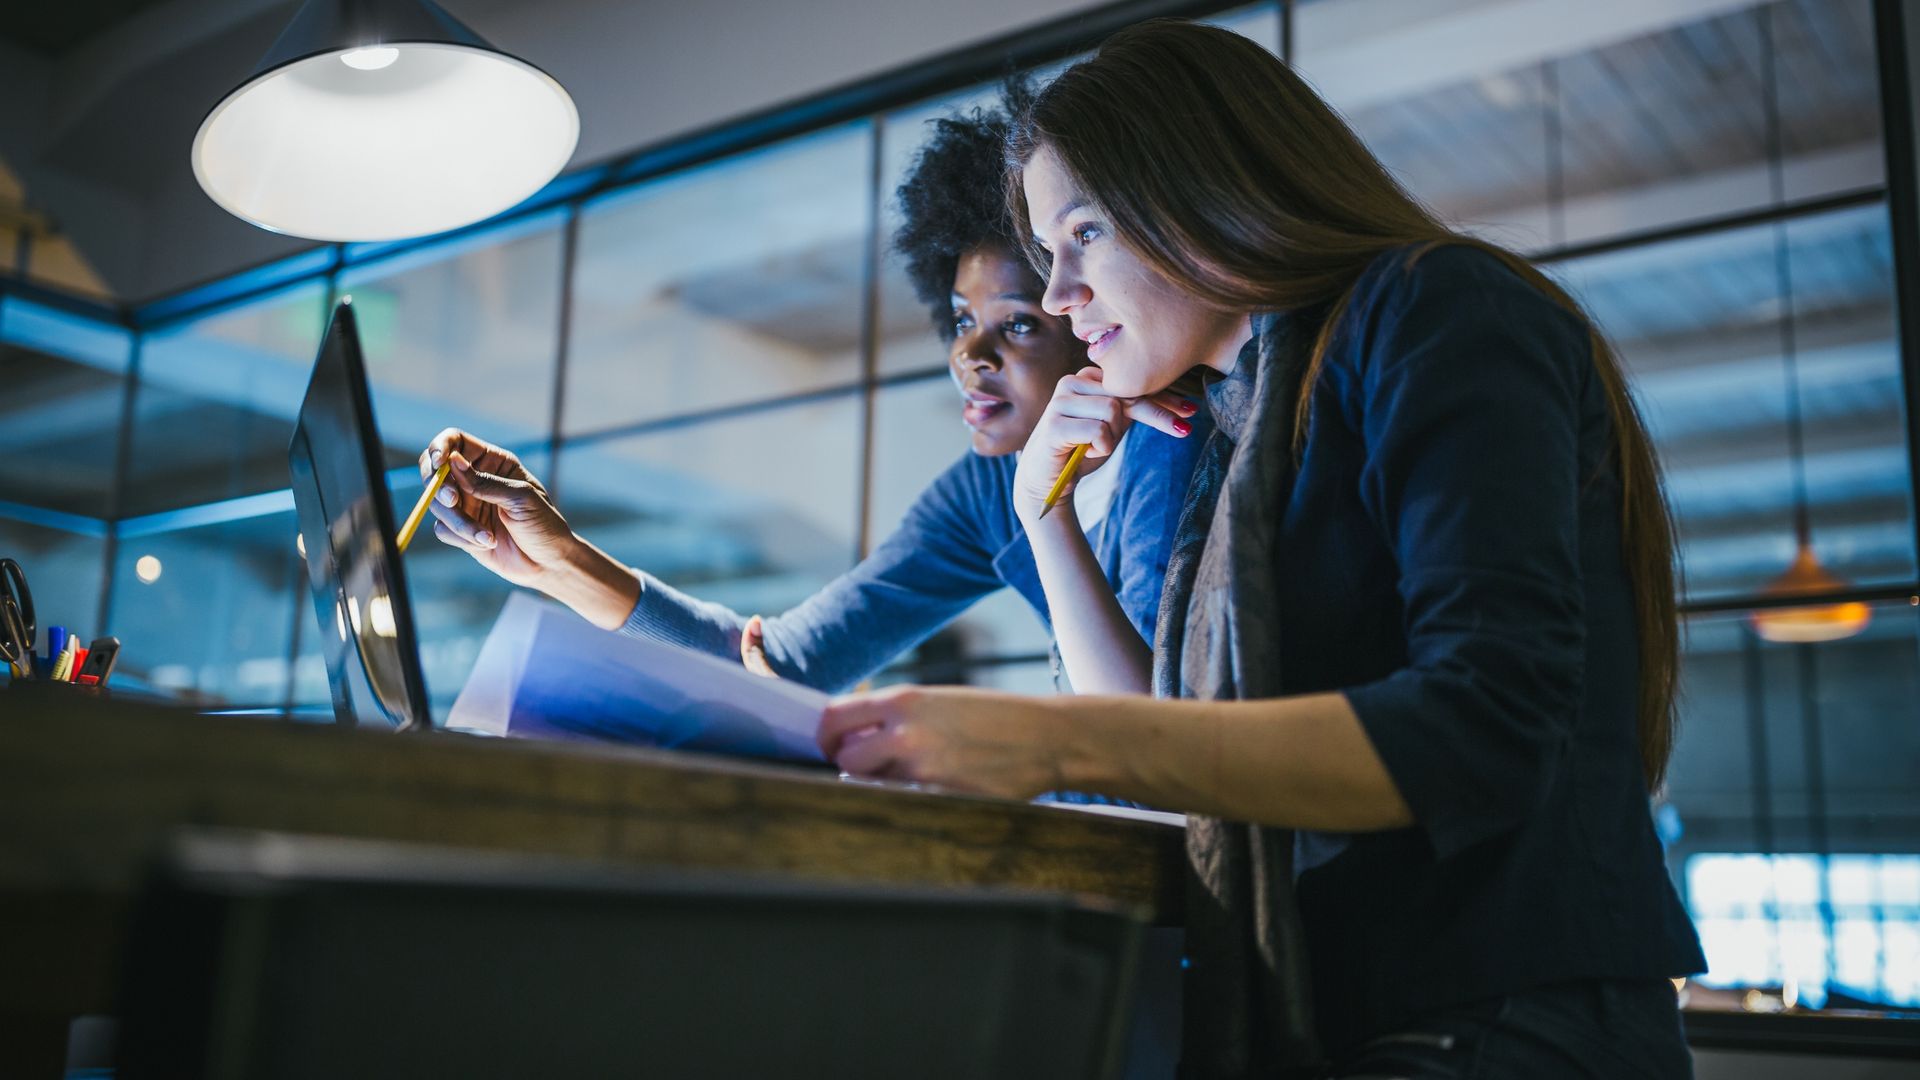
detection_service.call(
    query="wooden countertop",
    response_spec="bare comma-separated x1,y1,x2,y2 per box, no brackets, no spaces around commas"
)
0,690,1184,1017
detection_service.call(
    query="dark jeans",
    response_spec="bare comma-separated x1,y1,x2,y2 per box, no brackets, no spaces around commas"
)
1327,979,1693,1079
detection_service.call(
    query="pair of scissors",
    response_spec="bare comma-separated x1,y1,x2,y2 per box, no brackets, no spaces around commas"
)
0,559,35,679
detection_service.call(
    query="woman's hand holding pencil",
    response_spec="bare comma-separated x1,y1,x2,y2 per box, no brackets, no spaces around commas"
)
415,428,642,631
1013,366,1199,527
416,429,578,588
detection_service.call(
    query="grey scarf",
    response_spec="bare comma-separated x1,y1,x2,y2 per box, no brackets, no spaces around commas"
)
1154,309,1325,1078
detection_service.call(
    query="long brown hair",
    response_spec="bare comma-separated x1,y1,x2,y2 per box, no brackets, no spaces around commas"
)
1008,19,1682,792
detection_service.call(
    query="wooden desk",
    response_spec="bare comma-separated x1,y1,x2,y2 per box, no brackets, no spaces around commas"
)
0,692,1183,1036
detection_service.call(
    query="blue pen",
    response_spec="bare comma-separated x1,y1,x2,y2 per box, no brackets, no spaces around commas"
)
46,626,68,679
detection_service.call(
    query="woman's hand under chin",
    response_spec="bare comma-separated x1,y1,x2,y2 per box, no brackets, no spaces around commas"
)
817,686,1073,800
1012,366,1196,527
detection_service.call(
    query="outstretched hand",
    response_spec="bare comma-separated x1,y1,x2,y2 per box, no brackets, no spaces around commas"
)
419,428,576,589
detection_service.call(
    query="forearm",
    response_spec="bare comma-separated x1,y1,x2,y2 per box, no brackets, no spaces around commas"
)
539,535,643,631
1052,692,1414,830
1023,504,1153,695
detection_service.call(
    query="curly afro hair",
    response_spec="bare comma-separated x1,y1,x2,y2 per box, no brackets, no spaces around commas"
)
892,80,1038,341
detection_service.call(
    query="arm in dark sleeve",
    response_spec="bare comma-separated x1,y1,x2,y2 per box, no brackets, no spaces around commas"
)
1339,249,1590,860
619,456,1011,694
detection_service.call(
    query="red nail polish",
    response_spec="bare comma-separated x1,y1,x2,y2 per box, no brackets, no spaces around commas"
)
1173,418,1192,435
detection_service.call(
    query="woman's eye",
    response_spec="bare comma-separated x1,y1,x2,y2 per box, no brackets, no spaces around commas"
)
1072,223,1102,246
1004,315,1038,336
951,312,974,332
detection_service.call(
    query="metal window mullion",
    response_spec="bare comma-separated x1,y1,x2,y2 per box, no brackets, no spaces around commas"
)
545,205,582,500
1872,0,1920,611
95,333,144,636
854,117,886,566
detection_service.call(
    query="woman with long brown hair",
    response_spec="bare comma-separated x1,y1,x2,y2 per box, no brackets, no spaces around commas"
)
816,18,1705,1078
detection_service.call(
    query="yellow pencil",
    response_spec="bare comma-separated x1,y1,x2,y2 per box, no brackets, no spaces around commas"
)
1038,444,1091,520
398,462,452,553
1037,369,1207,521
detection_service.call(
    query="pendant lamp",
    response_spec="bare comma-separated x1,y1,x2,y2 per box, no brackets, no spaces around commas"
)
1750,545,1872,643
1747,7,1869,645
192,0,578,242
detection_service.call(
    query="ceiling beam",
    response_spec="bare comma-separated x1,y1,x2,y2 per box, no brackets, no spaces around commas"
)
1295,0,1763,113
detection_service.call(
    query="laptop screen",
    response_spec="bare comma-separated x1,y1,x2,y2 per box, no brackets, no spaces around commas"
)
289,300,432,730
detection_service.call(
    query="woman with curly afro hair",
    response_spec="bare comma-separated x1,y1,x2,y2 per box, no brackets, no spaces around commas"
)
417,86,1207,705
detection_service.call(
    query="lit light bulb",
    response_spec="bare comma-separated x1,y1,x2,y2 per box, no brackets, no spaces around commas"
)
369,593,397,638
135,555,163,584
1749,543,1871,643
340,46,399,71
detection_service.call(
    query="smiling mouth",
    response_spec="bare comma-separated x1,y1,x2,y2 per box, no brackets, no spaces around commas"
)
961,392,1011,429
1083,325,1121,359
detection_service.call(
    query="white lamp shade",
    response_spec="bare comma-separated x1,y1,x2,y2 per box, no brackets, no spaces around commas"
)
192,43,578,242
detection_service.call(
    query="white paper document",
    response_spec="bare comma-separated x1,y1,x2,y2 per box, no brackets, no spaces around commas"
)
448,592,827,762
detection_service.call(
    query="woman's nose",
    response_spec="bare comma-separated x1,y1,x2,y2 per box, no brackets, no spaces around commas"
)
953,329,998,370
1042,264,1089,318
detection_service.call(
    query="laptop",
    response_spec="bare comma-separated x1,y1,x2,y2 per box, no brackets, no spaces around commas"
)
289,299,432,731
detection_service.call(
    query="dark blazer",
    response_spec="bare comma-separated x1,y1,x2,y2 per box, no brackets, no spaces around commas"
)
1265,245,1705,1053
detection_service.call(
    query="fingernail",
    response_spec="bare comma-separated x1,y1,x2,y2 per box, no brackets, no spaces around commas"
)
1173,418,1192,436
476,530,494,547
430,449,442,467
1179,399,1199,415
438,488,457,507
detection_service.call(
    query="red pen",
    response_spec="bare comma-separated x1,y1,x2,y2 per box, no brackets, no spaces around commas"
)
69,648,88,682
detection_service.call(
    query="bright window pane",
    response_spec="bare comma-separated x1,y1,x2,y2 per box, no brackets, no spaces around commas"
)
338,212,566,454
127,284,328,517
1295,0,1883,252
1556,203,1910,599
109,512,302,707
1685,853,1920,1008
564,124,872,435
0,298,134,519
558,398,861,622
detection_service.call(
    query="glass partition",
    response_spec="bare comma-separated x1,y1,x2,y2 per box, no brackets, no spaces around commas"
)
1669,600,1920,1012
564,124,874,436
124,283,328,518
0,296,135,520
1556,201,1911,600
107,511,304,706
1295,0,1884,251
337,211,567,456
566,398,863,622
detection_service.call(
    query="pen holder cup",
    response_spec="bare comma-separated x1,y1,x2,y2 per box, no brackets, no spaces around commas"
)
3,675,107,700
